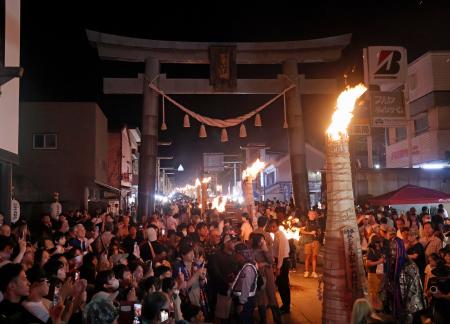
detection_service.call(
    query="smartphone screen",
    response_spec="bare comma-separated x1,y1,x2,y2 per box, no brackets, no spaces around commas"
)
160,310,169,322
134,303,142,317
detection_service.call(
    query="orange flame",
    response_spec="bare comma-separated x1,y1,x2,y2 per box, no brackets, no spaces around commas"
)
202,177,211,184
279,216,300,240
195,178,201,187
326,84,367,141
212,195,227,212
242,159,265,179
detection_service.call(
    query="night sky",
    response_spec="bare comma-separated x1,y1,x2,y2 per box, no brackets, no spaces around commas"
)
19,1,450,185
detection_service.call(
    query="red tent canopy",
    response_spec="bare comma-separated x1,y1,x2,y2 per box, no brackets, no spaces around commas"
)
368,184,450,206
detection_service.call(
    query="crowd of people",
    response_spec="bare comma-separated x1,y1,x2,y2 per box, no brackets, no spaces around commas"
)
0,199,306,324
0,198,448,324
356,204,450,324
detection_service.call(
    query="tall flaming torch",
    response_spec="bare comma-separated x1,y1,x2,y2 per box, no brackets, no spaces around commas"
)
201,177,211,214
242,159,265,217
322,84,368,323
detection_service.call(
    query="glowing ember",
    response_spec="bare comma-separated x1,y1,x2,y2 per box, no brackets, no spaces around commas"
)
279,216,301,240
202,177,211,184
212,195,228,212
242,159,265,179
326,84,367,141
195,178,201,187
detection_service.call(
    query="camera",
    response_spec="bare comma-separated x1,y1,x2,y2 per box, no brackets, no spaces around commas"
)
430,286,439,294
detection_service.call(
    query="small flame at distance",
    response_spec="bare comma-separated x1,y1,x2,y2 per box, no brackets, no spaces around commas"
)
212,195,228,212
195,178,201,187
242,159,265,179
202,177,211,184
326,84,367,141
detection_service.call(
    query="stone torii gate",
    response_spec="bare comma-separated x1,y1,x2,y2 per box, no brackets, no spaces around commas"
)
87,30,351,218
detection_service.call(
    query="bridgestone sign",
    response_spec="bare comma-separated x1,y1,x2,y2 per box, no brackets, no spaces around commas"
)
370,91,406,127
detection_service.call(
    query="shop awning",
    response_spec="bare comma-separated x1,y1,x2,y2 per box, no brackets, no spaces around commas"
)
367,184,450,206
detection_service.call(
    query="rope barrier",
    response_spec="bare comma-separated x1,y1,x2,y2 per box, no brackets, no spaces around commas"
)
148,81,296,128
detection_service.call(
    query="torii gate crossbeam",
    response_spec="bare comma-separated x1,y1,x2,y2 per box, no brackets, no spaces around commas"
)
87,30,351,217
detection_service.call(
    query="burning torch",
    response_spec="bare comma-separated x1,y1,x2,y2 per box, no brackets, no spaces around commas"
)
242,159,265,217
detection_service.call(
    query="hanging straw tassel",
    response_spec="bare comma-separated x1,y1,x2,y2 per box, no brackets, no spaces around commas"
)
199,124,207,138
183,114,190,128
161,96,167,130
239,123,247,138
221,128,228,143
254,113,262,127
283,92,288,129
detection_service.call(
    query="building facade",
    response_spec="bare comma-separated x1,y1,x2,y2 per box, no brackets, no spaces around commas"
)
386,51,450,168
14,102,111,217
0,0,22,221
108,126,140,211
261,143,325,205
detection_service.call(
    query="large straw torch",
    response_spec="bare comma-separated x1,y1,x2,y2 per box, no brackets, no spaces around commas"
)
322,84,368,324
242,159,265,217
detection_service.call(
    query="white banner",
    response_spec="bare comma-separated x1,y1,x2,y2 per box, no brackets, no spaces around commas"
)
364,46,407,85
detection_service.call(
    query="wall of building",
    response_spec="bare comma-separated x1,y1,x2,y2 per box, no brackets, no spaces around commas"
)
354,168,450,203
95,107,108,184
107,132,121,189
0,0,20,158
15,102,106,212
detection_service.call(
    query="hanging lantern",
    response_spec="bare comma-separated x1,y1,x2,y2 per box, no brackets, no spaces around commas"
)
199,124,207,138
283,120,288,129
221,128,229,143
239,123,247,138
183,114,190,128
254,113,262,127
161,121,167,131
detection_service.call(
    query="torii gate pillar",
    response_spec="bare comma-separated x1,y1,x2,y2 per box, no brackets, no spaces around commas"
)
283,59,309,211
138,58,159,220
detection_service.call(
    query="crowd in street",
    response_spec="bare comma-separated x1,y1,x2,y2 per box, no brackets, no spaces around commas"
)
356,204,450,324
0,199,308,324
0,198,449,324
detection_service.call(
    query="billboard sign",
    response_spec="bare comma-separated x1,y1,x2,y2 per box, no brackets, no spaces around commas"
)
203,153,224,173
370,91,406,127
364,46,407,85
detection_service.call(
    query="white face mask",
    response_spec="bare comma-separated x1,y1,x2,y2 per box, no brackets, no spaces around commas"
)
57,268,66,281
109,278,120,291
182,230,187,237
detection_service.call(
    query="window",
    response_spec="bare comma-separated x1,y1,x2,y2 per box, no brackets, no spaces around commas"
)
414,115,429,135
33,134,58,149
395,127,407,141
